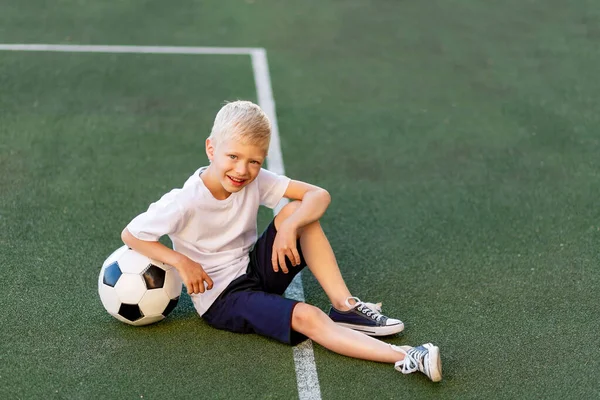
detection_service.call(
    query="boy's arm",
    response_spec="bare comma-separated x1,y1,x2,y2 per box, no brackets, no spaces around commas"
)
270,179,331,273
121,228,213,294
281,179,331,230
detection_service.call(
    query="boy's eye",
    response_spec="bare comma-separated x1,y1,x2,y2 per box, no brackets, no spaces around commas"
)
228,155,237,160
251,160,261,165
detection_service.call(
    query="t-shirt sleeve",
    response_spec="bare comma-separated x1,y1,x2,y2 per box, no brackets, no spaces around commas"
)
257,168,291,209
126,190,186,242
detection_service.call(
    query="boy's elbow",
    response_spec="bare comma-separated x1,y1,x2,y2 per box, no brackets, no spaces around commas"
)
319,188,331,205
121,228,133,245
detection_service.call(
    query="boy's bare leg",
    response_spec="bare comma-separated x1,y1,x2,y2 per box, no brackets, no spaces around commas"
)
291,302,442,382
275,203,352,310
291,302,404,362
299,221,355,310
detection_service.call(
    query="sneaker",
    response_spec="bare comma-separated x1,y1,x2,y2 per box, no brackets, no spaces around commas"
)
392,343,442,382
328,296,404,336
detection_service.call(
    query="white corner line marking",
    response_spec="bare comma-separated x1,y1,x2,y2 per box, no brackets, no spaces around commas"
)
0,43,322,400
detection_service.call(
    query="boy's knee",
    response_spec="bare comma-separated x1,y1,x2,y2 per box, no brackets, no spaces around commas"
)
278,201,302,219
275,201,302,228
291,303,326,334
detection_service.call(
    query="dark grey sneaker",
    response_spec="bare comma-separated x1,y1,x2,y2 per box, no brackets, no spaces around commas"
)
393,343,442,382
328,296,404,336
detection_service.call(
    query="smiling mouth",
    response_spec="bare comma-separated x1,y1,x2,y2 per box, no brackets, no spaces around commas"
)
227,175,247,186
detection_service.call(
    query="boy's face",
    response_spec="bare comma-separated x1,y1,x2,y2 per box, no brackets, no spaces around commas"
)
205,137,267,198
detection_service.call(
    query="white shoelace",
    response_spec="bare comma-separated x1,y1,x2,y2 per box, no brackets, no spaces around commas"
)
345,296,384,322
394,346,426,375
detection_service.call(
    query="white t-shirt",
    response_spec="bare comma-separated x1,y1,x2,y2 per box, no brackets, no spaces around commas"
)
126,167,291,316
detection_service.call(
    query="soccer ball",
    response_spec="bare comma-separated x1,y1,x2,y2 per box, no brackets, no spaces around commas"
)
98,245,183,326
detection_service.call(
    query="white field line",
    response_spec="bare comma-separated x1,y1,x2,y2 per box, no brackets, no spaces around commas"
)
251,49,322,400
0,43,322,400
0,44,260,55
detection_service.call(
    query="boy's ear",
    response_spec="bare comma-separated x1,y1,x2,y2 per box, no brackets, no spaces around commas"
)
205,138,215,161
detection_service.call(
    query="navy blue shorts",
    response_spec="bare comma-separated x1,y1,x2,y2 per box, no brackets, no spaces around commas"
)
202,220,308,345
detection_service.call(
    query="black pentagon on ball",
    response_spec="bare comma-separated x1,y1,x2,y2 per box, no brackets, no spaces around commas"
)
162,297,180,317
118,303,143,322
103,262,122,287
143,264,166,289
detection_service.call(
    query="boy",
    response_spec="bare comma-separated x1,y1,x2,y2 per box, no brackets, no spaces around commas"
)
121,101,442,382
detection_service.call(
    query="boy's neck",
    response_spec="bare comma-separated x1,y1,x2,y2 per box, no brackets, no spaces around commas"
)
200,166,232,200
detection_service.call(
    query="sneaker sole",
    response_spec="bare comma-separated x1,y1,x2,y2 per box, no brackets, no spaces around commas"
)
426,345,442,382
334,321,405,336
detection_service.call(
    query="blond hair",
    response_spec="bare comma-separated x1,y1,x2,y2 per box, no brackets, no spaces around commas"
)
209,101,271,151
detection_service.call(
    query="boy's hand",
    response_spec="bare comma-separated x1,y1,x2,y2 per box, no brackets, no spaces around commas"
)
272,222,301,274
175,257,214,294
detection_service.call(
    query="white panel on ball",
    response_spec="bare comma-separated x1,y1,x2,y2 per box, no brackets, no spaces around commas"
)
117,250,154,274
131,315,165,326
138,289,170,317
98,284,121,314
102,245,129,268
97,266,105,288
163,269,183,299
114,274,147,304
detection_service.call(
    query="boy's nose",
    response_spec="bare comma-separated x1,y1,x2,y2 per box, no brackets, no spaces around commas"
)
236,164,248,175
